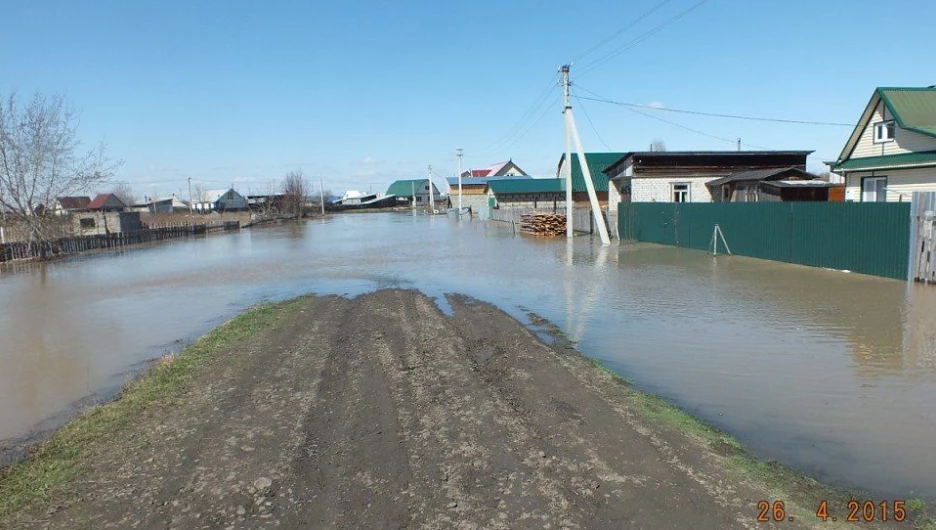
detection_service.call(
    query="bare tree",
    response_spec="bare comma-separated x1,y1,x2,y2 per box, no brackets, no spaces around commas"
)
650,139,667,152
0,90,118,257
282,170,308,219
111,181,137,205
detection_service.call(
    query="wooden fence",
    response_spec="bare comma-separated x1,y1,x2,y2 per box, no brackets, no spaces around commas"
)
910,192,936,284
0,221,239,263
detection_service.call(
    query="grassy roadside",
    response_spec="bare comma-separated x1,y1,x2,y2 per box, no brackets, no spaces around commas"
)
596,357,936,529
533,314,934,529
0,296,308,520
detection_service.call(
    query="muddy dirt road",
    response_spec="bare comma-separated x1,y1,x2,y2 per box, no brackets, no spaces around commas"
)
6,290,829,529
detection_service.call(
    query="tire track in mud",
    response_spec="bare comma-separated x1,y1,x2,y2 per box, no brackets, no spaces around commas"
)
13,290,826,530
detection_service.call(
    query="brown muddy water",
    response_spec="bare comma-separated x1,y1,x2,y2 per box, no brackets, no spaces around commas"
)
1,213,934,498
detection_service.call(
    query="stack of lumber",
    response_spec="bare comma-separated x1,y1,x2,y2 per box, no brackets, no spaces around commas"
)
520,213,567,236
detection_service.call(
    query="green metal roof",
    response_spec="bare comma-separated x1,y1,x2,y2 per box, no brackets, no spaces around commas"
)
558,153,626,193
878,87,936,139
386,179,429,197
832,150,936,171
487,178,565,195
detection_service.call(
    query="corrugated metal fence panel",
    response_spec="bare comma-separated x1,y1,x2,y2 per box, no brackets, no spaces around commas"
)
677,203,792,262
619,202,911,280
790,202,910,279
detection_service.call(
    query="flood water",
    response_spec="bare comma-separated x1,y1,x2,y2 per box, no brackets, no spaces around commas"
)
1,213,935,497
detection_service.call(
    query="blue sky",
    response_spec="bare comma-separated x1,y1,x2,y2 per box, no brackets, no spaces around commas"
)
2,0,934,196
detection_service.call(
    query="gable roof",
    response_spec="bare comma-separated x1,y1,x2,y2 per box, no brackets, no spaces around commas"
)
837,87,936,163
56,196,91,209
386,179,435,197
445,175,532,187
461,160,528,179
88,193,126,209
198,189,242,203
707,167,817,187
487,178,565,195
557,153,626,193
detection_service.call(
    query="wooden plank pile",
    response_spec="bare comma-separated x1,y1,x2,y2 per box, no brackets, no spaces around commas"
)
520,213,566,237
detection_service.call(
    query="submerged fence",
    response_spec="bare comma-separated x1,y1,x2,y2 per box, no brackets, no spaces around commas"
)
0,221,240,263
619,202,911,280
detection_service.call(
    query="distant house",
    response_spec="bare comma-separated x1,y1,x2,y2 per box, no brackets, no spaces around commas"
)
707,167,836,202
486,178,565,212
53,196,91,215
386,179,443,206
830,87,936,202
87,193,127,212
556,152,627,206
445,175,532,219
194,189,247,212
246,194,287,212
460,159,528,179
131,195,190,214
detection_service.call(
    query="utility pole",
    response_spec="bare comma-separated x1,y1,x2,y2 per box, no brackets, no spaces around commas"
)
561,64,610,245
188,177,194,214
320,178,326,215
456,148,464,215
427,165,435,212
562,65,574,238
737,138,741,152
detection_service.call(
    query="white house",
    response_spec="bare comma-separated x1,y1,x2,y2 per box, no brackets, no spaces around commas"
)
194,189,247,212
831,87,936,202
385,179,443,206
605,151,812,207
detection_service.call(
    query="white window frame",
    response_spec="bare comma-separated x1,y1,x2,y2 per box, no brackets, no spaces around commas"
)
861,176,887,202
873,120,895,144
672,182,690,203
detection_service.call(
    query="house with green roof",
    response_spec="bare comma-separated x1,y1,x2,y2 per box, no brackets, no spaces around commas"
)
831,87,936,202
555,152,626,205
385,178,443,207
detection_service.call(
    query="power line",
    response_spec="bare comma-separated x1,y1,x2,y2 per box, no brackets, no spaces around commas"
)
574,86,854,127
500,94,562,153
481,72,559,154
574,93,770,150
571,0,678,63
573,88,613,150
578,0,715,77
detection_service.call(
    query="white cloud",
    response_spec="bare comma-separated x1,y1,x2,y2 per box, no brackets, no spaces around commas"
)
647,101,666,109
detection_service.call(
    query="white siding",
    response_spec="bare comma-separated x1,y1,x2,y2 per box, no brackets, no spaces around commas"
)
844,168,936,202
851,101,936,158
631,177,714,203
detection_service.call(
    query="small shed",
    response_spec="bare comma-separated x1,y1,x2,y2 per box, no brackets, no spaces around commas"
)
707,167,835,202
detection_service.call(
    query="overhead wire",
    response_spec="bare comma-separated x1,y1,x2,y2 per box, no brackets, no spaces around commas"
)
481,72,560,154
499,94,562,153
570,0,678,63
572,87,613,151
574,85,854,127
577,0,715,77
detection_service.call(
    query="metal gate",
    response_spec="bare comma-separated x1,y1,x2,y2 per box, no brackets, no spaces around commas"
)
910,192,936,283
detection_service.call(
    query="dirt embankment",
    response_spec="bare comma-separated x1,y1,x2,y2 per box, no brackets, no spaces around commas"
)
0,290,910,529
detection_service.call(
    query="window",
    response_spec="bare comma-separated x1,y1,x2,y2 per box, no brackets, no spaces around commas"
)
79,218,96,229
861,176,887,202
873,121,895,143
672,183,690,203
424,185,430,191
416,196,422,202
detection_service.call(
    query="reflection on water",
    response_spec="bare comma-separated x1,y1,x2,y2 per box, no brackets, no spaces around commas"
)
1,213,935,496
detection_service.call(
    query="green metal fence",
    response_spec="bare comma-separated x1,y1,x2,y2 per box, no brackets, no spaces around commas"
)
619,202,911,280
